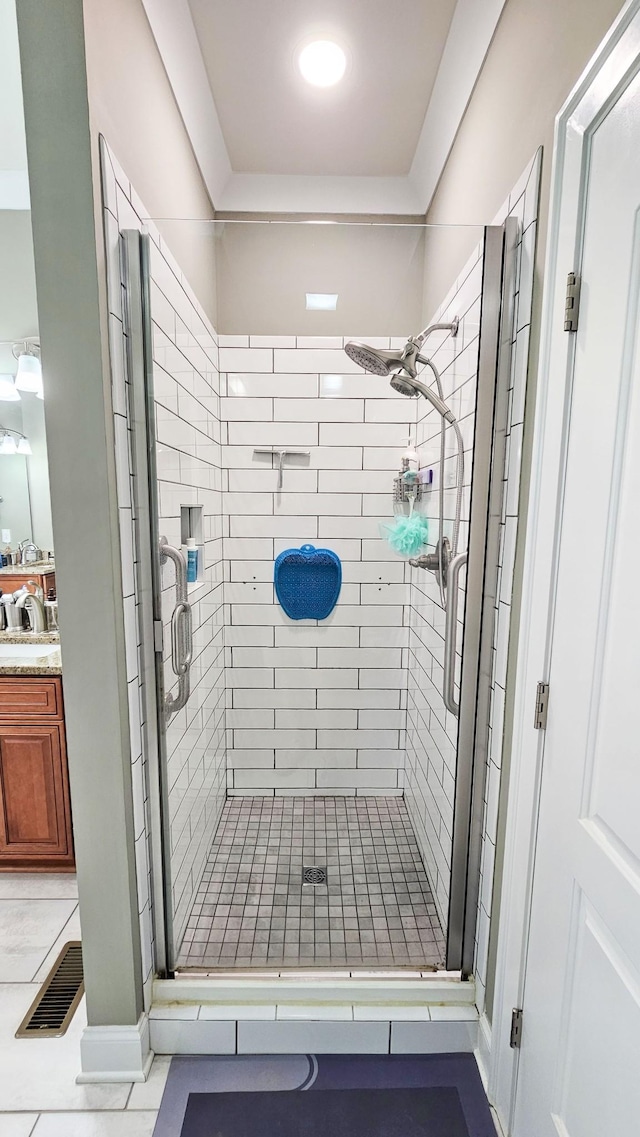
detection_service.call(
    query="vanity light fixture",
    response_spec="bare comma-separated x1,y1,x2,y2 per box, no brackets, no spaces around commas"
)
298,40,346,87
14,350,43,395
0,374,21,402
306,293,338,310
0,434,17,455
0,427,31,456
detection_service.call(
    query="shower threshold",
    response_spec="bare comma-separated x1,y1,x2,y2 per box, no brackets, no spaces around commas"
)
177,796,446,973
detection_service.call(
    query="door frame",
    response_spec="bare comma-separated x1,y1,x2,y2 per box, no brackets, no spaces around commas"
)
487,1,640,1129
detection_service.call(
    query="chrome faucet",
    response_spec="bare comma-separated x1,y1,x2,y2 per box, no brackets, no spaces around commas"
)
19,541,41,565
15,591,46,633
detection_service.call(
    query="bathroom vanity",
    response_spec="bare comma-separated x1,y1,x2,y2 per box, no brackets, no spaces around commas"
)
0,561,56,599
0,634,73,871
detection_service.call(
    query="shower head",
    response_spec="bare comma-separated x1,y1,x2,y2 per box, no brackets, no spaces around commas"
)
390,374,419,398
344,341,404,376
390,373,456,423
344,338,422,378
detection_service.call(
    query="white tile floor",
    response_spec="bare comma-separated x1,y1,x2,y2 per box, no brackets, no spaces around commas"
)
0,874,167,1136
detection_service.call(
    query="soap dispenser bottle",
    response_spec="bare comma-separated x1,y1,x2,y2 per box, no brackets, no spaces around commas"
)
186,538,198,584
44,587,58,632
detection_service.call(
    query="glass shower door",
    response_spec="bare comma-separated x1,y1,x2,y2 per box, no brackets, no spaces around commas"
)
121,228,226,975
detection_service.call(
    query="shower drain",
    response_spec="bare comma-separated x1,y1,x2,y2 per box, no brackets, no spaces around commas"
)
303,865,327,886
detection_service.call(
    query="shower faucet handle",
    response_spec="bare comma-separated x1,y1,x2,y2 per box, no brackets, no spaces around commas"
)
409,537,452,590
409,553,441,571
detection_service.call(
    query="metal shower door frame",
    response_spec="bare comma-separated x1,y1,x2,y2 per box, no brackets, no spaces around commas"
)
121,229,176,977
447,220,519,974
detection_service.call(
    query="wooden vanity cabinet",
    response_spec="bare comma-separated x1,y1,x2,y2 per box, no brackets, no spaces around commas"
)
0,570,56,597
0,676,74,870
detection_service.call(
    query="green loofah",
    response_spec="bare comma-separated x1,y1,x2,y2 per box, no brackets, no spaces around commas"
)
381,512,429,557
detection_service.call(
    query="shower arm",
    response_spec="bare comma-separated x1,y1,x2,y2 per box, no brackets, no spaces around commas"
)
413,317,459,350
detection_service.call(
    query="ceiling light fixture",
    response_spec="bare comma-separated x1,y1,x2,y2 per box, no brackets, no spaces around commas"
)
298,40,346,87
306,293,338,311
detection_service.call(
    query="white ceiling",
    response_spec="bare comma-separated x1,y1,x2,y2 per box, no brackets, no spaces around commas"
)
141,0,508,213
186,0,458,177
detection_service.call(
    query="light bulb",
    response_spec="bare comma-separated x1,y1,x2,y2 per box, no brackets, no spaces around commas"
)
0,435,17,455
14,353,42,394
17,437,32,455
0,375,20,402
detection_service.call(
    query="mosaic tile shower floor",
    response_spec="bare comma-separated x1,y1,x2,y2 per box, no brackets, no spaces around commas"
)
177,796,446,970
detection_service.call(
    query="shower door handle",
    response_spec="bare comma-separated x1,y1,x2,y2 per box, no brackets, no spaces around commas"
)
159,537,193,718
443,551,467,718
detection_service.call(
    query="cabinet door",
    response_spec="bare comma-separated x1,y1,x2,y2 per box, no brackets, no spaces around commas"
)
0,725,70,858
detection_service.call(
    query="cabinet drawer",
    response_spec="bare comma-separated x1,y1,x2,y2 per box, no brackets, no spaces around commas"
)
0,678,62,719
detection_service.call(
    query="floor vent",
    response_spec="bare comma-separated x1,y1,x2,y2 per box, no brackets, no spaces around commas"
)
16,941,84,1038
303,865,327,886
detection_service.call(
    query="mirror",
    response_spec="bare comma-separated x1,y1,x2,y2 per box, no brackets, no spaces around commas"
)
0,394,53,553
0,211,53,555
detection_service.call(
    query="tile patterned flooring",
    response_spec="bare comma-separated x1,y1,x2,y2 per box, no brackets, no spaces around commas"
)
0,874,166,1136
177,796,446,971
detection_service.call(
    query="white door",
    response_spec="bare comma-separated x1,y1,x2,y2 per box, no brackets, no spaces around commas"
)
513,18,640,1137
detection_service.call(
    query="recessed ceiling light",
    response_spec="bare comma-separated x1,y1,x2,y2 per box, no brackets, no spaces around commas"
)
306,293,338,311
298,41,346,87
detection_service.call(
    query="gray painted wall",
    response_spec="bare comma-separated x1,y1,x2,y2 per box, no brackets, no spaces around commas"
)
17,0,143,1027
81,0,217,325
422,0,626,316
214,220,425,336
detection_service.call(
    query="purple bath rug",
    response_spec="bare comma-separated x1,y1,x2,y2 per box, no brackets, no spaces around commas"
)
152,1053,495,1137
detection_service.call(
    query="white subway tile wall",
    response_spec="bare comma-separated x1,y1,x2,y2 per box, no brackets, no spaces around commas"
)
100,139,226,966
222,349,417,795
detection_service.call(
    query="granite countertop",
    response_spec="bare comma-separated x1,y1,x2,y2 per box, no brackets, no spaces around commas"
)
0,631,61,676
0,561,55,576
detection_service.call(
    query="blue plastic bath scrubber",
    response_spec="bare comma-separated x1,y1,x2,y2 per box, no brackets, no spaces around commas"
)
274,544,342,620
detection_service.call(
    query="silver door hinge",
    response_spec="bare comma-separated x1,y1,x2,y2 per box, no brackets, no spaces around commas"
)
534,681,549,729
564,271,581,331
510,1007,523,1048
153,620,164,653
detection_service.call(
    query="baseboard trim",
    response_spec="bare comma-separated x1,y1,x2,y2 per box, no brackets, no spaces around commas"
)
77,1014,153,1083
475,1011,492,1090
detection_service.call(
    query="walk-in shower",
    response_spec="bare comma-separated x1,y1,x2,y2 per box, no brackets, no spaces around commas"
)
100,140,514,982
